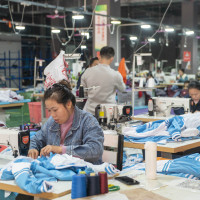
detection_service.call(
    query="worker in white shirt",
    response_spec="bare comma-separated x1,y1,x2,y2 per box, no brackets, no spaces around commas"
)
81,46,126,115
153,67,165,83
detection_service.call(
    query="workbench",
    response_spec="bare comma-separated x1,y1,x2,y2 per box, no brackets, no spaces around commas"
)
0,99,31,124
124,138,200,159
132,113,174,122
0,156,200,200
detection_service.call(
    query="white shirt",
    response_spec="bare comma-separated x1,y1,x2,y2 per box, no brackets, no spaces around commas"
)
154,71,165,83
81,64,126,115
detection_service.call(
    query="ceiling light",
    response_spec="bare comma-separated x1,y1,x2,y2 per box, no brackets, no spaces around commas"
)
165,27,174,32
148,38,155,42
111,20,121,25
72,14,84,20
185,30,194,35
81,32,89,39
130,36,138,41
81,45,87,49
15,25,25,30
51,29,60,33
141,24,151,29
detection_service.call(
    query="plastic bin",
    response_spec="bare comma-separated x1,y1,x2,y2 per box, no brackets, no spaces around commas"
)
28,102,50,124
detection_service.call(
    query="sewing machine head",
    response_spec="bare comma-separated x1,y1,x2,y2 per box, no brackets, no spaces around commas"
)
0,128,30,157
152,97,190,117
95,104,132,130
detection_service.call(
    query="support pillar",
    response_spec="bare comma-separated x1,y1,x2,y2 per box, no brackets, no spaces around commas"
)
181,1,198,74
93,0,121,69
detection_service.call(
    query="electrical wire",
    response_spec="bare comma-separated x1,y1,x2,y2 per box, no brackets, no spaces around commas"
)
20,4,26,26
57,18,75,46
63,11,69,38
70,0,99,56
134,0,173,54
8,0,26,34
108,24,116,35
8,0,16,33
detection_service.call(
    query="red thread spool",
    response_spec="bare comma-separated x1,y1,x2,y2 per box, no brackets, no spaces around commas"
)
98,171,108,194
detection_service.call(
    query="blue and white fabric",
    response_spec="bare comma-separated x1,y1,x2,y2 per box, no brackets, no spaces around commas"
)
130,153,200,180
123,112,200,143
0,153,119,194
123,148,143,169
0,190,16,200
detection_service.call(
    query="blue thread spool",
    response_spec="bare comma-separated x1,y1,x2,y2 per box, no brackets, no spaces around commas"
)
71,174,87,199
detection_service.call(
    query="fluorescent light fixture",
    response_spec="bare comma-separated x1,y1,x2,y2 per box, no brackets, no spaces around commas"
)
141,24,151,29
111,20,121,25
165,27,174,32
185,30,194,35
51,29,60,33
81,45,87,49
81,32,89,39
130,36,138,41
15,25,25,30
72,14,84,20
148,38,155,42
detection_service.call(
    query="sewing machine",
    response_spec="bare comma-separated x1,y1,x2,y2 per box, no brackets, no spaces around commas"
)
152,97,190,117
95,104,132,130
0,128,30,157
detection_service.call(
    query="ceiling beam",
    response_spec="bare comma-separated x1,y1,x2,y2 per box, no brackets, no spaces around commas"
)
121,0,191,6
6,0,159,25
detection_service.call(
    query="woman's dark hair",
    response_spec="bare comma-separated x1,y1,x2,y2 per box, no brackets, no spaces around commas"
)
44,79,76,106
188,80,200,90
147,72,153,78
89,57,98,66
179,68,185,73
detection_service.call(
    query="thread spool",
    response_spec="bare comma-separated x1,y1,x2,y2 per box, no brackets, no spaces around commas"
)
145,142,157,180
98,171,108,194
71,174,87,199
79,85,84,98
79,171,86,175
87,173,100,196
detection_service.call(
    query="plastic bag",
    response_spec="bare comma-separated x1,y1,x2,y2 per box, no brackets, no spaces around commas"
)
44,50,68,89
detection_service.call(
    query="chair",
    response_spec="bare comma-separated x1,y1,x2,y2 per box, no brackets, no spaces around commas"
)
102,133,124,171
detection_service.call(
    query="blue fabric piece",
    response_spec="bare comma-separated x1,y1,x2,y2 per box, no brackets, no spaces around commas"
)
160,154,200,179
0,190,16,200
0,99,31,105
122,152,143,170
0,155,88,194
136,120,165,133
0,153,104,194
124,135,170,143
0,168,14,180
124,115,193,143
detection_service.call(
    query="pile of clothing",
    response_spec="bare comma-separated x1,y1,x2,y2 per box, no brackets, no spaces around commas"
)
0,153,119,194
123,112,200,144
0,90,23,102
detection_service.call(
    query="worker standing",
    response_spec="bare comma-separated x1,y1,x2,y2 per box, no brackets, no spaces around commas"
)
81,46,126,115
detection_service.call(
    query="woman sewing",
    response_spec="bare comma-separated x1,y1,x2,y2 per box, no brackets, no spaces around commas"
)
189,80,200,113
28,79,104,164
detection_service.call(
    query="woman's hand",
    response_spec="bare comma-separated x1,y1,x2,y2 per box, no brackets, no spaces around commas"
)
40,145,62,157
28,149,39,159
